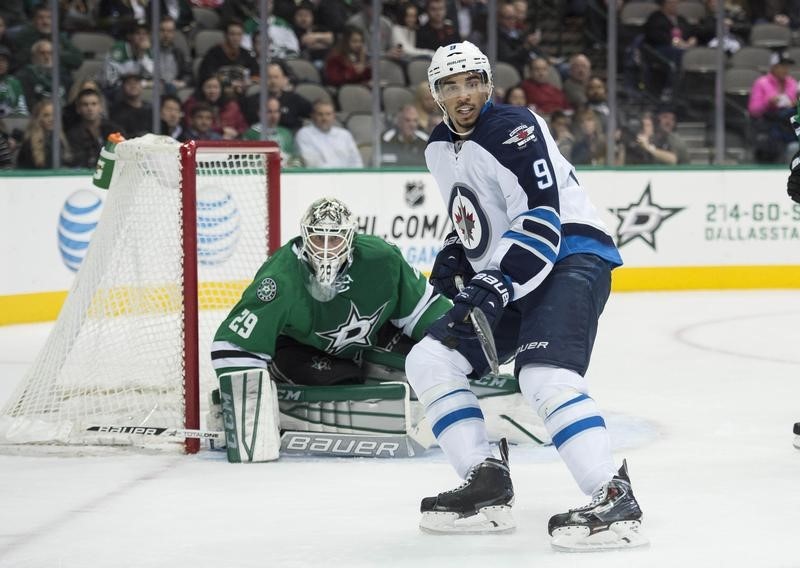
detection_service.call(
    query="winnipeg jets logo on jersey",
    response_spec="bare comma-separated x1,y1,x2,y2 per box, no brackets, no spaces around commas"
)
448,185,490,259
502,124,538,149
316,301,387,354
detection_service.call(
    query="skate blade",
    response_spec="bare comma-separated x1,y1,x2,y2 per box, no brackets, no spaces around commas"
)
551,520,649,552
420,505,515,535
794,436,800,450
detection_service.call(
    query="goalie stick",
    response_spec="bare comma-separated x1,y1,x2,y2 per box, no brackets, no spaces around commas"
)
454,275,500,377
86,426,428,458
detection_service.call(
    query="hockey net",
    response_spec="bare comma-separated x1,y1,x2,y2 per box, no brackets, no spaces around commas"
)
0,136,281,453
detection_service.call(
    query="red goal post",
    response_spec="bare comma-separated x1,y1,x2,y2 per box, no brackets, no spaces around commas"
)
0,137,281,454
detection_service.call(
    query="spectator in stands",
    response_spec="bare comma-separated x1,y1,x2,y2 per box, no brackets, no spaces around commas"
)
63,79,105,132
391,3,435,60
241,60,312,129
380,104,429,166
623,111,682,165
14,5,84,74
0,16,13,70
292,1,335,67
520,58,571,116
413,80,442,134
295,99,363,168
695,0,746,55
0,2,26,30
563,54,592,110
60,0,95,32
17,100,74,168
0,120,14,168
157,16,191,93
585,75,611,131
315,0,359,35
455,0,488,45
110,72,152,138
243,95,297,166
654,104,689,164
161,0,195,32
66,88,122,169
98,0,149,38
16,40,69,110
0,46,28,117
347,0,399,57
102,23,154,97
197,20,259,87
183,74,248,140
160,93,185,141
571,108,607,165
751,1,799,28
503,84,528,107
323,26,372,88
549,110,575,159
497,1,544,76
749,51,799,162
183,102,222,141
643,0,697,99
417,0,460,51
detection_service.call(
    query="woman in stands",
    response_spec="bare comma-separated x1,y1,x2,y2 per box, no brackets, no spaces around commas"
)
323,26,371,87
182,74,248,140
17,99,74,168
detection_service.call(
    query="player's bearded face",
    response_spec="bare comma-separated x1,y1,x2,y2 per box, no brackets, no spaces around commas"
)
438,72,490,133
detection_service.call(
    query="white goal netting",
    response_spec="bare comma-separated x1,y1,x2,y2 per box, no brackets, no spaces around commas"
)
0,136,279,451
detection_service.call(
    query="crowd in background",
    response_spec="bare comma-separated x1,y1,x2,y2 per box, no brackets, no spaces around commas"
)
0,0,798,170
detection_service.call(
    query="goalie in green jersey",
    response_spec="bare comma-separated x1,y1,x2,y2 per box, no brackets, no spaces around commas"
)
208,197,454,461
209,197,546,462
212,196,451,385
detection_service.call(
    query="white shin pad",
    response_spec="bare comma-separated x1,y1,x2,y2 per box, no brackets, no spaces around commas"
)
219,369,281,463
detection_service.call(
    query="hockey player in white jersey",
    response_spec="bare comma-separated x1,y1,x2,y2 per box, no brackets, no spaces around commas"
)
405,41,647,550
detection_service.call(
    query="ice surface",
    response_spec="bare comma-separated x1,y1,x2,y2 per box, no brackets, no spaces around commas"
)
1,291,799,568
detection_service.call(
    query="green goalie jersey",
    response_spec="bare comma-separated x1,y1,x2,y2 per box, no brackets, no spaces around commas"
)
211,234,451,377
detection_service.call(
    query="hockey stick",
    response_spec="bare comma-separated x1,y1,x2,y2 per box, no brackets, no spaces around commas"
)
454,275,500,377
86,426,428,458
87,425,224,439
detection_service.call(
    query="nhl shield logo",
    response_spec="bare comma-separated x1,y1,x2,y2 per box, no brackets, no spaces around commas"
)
256,278,277,302
405,180,425,207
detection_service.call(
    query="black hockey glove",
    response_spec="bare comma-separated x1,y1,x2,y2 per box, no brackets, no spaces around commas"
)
429,230,475,300
789,150,800,204
448,270,512,335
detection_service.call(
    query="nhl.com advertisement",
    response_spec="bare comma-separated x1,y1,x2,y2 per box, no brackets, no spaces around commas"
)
0,168,798,324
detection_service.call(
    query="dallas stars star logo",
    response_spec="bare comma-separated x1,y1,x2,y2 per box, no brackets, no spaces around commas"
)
316,301,387,354
453,192,476,245
610,183,684,249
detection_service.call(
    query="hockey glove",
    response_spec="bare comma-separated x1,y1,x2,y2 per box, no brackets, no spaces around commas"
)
448,270,512,336
789,150,800,204
430,231,476,299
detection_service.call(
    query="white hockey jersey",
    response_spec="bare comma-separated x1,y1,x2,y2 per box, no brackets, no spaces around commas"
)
425,103,622,301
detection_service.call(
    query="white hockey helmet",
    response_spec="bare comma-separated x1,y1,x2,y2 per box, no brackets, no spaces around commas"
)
300,197,357,287
427,41,493,112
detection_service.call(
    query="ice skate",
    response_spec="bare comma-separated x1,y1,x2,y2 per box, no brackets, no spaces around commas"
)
419,439,515,534
548,460,648,551
793,422,800,449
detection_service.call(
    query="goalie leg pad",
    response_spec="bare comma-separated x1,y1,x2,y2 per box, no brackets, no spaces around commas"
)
219,369,280,463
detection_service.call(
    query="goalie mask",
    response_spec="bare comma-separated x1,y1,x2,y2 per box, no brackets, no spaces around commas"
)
300,198,357,287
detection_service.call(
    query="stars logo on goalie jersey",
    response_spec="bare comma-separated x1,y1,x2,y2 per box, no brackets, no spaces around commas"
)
256,278,277,302
316,301,387,354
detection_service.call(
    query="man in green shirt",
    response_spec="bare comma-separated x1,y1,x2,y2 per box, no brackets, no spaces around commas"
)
242,95,297,167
